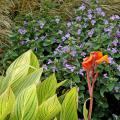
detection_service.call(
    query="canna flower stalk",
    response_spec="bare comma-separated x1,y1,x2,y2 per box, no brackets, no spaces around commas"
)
82,51,109,120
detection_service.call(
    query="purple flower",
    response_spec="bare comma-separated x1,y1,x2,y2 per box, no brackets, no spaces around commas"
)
78,4,86,11
62,46,70,53
95,0,99,3
77,29,81,35
83,17,88,22
62,36,66,41
83,23,88,28
18,28,27,35
101,11,105,16
20,40,27,45
42,64,48,70
103,19,109,25
76,16,81,21
79,44,84,48
40,23,45,29
107,47,111,51
65,33,70,38
54,45,63,55
104,27,112,32
108,57,115,65
24,21,28,26
111,48,117,54
64,63,75,72
67,22,72,27
57,44,63,49
79,69,84,76
116,30,120,38
40,36,46,40
103,73,108,78
112,40,118,46
115,15,120,19
47,59,52,64
87,14,92,19
96,7,102,13
70,50,76,57
88,28,94,37
58,30,63,35
81,52,86,57
88,9,92,14
53,51,58,55
117,65,120,71
54,38,58,43
114,86,119,92
34,36,38,40
110,15,120,20
91,20,96,25
63,59,67,65
52,66,57,72
55,18,60,24
37,21,45,28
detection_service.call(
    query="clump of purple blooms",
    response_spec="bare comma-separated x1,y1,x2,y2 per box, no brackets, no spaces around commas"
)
16,4,120,90
18,28,27,35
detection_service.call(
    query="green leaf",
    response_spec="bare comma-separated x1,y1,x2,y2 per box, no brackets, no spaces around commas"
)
0,76,5,94
83,98,90,120
7,50,39,86
0,76,4,82
60,87,78,120
38,95,61,120
28,50,39,73
37,74,57,105
54,117,57,120
0,87,15,120
2,50,41,96
56,80,67,89
11,68,43,96
100,86,107,97
58,93,66,104
0,74,11,95
10,84,38,120
6,50,32,76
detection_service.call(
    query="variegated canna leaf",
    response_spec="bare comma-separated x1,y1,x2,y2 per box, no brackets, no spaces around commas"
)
60,87,78,120
11,68,43,96
83,98,90,120
37,73,57,105
38,95,61,120
10,84,38,120
0,87,15,120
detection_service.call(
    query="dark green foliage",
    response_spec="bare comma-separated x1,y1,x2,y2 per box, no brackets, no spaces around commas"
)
1,1,120,119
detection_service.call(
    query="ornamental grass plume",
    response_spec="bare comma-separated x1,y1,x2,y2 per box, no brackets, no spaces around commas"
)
82,51,109,120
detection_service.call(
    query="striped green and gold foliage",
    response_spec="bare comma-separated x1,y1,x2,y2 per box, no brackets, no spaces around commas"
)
0,50,78,120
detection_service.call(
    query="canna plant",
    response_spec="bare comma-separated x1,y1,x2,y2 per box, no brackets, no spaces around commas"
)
82,51,109,120
0,50,78,120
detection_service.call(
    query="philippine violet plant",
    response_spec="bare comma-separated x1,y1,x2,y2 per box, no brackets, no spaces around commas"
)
82,51,109,120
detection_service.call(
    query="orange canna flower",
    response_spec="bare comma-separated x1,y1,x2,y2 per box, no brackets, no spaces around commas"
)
90,51,103,60
96,55,109,64
82,51,109,71
82,55,94,71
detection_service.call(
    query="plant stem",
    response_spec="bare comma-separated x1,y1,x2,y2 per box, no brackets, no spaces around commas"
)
88,72,98,120
88,95,93,120
86,72,91,95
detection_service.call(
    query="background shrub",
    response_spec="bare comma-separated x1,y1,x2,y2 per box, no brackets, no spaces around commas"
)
0,1,120,119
